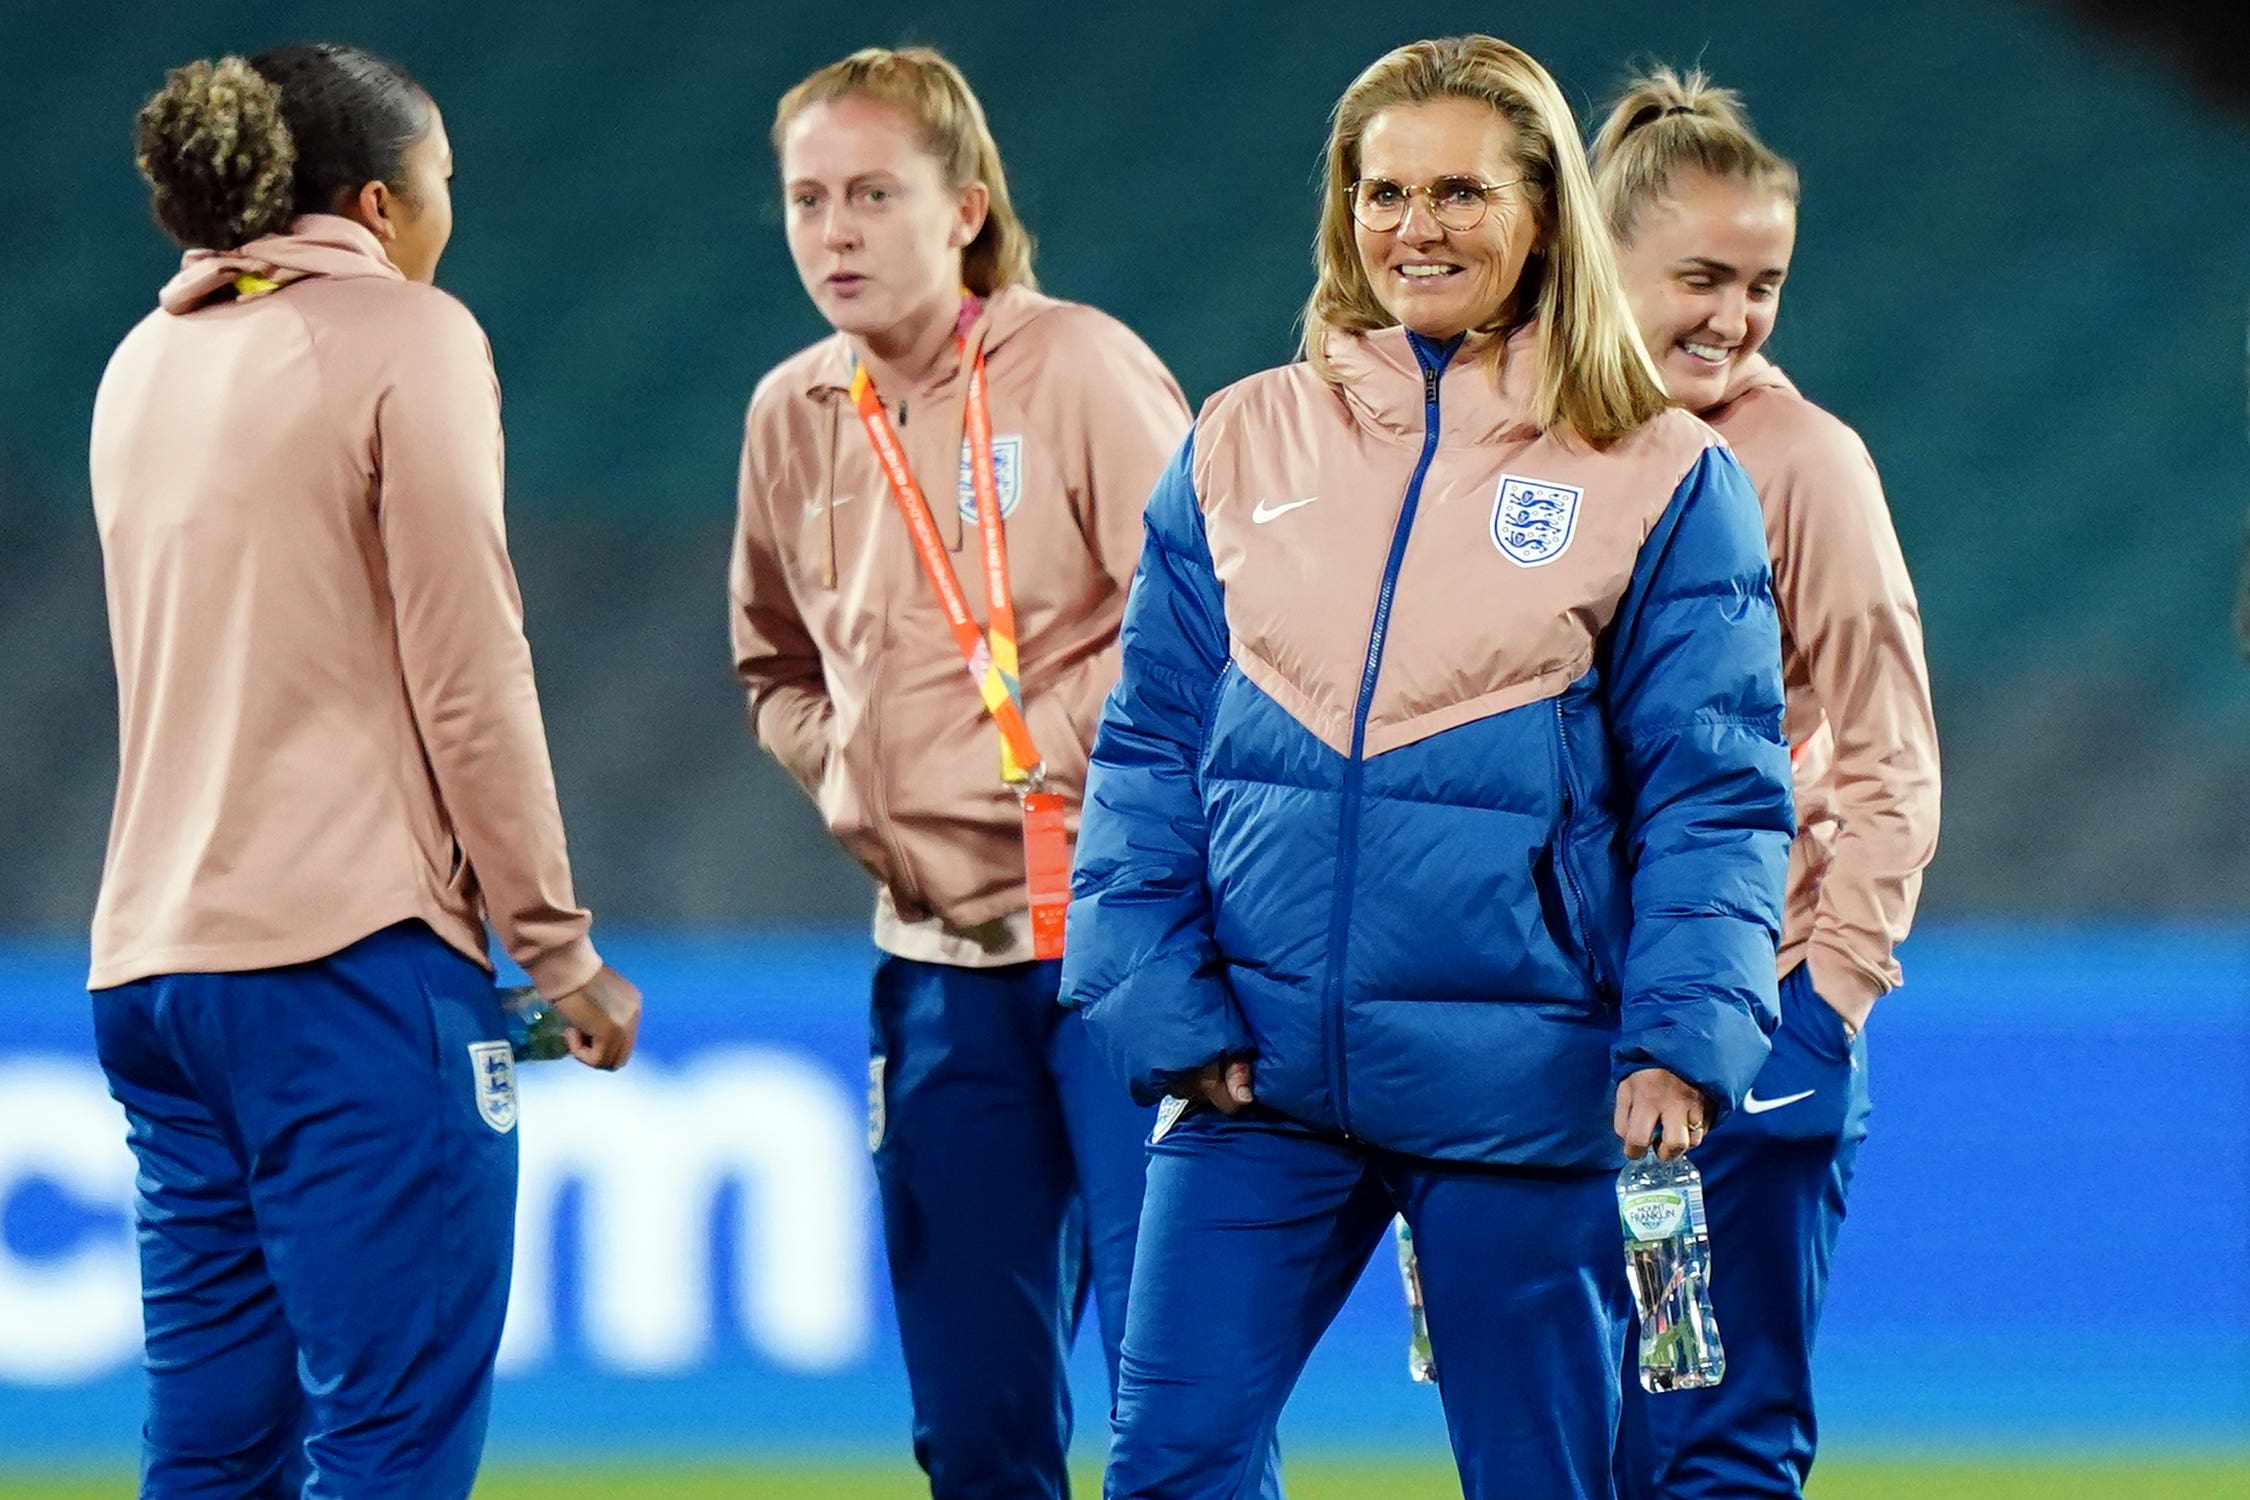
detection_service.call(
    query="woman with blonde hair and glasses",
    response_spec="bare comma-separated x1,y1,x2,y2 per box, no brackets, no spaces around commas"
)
1062,34,1794,1499
732,44,1253,1500
1592,67,1940,1500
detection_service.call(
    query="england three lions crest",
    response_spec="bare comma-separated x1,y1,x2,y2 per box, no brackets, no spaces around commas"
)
468,1040,519,1133
958,434,1024,522
1491,475,1582,567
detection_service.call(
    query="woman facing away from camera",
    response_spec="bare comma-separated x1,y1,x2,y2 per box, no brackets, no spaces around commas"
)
1591,67,1941,1500
730,45,1274,1500
1061,33,1794,1500
90,44,640,1499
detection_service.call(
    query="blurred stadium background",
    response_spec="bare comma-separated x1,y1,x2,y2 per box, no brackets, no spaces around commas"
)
2,1,2245,1495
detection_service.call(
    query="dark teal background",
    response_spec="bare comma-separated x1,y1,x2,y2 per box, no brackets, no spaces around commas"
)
3,1,2247,930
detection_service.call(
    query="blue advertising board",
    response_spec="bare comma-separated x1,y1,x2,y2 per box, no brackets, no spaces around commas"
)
0,924,2243,1459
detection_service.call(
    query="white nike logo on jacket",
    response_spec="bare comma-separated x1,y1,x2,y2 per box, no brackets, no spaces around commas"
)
1251,496,1319,524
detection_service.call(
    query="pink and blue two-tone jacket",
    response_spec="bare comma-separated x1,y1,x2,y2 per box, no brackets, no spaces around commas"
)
1060,322,1794,1169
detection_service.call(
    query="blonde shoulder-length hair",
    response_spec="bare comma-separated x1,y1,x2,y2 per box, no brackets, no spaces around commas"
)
773,45,1037,297
1302,35,1666,448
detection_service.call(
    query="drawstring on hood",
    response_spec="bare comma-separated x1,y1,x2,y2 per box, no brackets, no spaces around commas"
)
806,285,1051,564
819,389,844,588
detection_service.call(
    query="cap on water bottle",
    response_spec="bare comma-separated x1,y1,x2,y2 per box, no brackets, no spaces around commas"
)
499,985,572,1063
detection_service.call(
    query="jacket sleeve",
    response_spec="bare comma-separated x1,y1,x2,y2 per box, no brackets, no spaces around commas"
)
1602,445,1794,1116
1071,312,1193,597
1768,425,1940,1018
1059,434,1251,1104
375,296,600,999
1052,311,1194,761
729,408,832,799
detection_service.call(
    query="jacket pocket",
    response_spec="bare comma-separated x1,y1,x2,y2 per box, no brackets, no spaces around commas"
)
1547,700,1614,1000
1530,839,1602,1000
816,713,896,893
1790,963,1860,1065
1026,658,1100,804
1193,661,1239,783
1737,963,1864,1140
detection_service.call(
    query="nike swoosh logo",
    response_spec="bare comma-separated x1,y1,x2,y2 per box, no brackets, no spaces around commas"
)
1743,1088,1816,1115
1251,496,1319,524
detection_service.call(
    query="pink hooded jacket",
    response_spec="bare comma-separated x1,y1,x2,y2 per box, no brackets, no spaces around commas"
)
1704,355,1940,1020
731,286,1189,965
87,215,600,997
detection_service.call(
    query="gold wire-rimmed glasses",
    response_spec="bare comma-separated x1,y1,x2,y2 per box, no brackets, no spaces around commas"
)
1349,175,1522,234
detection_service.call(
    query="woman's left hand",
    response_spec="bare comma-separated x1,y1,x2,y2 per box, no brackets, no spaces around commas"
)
1614,1068,1713,1161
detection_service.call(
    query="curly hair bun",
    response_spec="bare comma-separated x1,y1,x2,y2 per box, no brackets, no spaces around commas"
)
133,57,297,251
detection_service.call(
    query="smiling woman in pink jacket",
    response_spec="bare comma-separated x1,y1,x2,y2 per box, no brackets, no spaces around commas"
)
729,45,1236,1500
1593,67,1942,1500
91,44,638,1498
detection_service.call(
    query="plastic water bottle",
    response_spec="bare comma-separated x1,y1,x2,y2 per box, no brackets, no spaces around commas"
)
499,985,572,1063
1392,1216,1438,1385
1616,1148,1725,1392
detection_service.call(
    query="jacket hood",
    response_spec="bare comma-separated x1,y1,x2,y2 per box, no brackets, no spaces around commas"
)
1321,322,1544,446
158,214,403,314
1714,351,1797,410
799,283,1067,398
786,282,1097,580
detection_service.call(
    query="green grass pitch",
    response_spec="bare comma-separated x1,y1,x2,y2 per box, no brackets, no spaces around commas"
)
6,1458,2247,1498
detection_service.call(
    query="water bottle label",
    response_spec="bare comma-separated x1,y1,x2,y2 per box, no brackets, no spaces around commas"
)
1620,1188,1689,1243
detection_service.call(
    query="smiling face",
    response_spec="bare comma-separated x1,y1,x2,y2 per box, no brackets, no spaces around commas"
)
780,93,987,348
1351,97,1543,342
1615,169,1796,412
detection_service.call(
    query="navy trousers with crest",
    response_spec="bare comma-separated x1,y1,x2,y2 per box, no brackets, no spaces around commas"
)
870,954,1154,1498
92,920,518,1500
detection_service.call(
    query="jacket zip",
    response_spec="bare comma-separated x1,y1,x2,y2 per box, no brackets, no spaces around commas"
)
1551,699,1611,999
862,361,978,908
864,508,926,908
1320,335,1456,1139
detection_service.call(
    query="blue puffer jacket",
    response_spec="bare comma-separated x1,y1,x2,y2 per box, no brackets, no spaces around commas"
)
1060,326,1792,1169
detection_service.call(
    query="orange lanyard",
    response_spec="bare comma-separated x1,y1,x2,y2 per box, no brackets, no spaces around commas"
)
846,321,1071,958
848,338,1041,786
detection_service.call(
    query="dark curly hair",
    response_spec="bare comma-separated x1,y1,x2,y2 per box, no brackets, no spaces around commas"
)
133,43,430,252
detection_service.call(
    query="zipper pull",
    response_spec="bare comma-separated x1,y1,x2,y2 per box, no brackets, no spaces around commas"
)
1424,366,1438,406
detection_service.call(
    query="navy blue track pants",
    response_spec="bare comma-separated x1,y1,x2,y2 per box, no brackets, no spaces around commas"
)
1618,962,1872,1499
870,954,1156,1498
92,920,518,1500
1107,1105,1628,1500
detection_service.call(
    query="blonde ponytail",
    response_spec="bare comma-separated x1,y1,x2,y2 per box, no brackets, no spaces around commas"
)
1590,65,1799,247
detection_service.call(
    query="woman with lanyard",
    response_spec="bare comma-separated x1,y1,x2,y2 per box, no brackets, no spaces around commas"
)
92,44,639,1497
1062,34,1794,1500
1591,68,1942,1500
729,46,1227,1498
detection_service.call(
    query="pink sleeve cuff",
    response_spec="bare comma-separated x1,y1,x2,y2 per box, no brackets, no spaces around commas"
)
1806,946,1886,1033
525,934,604,1001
